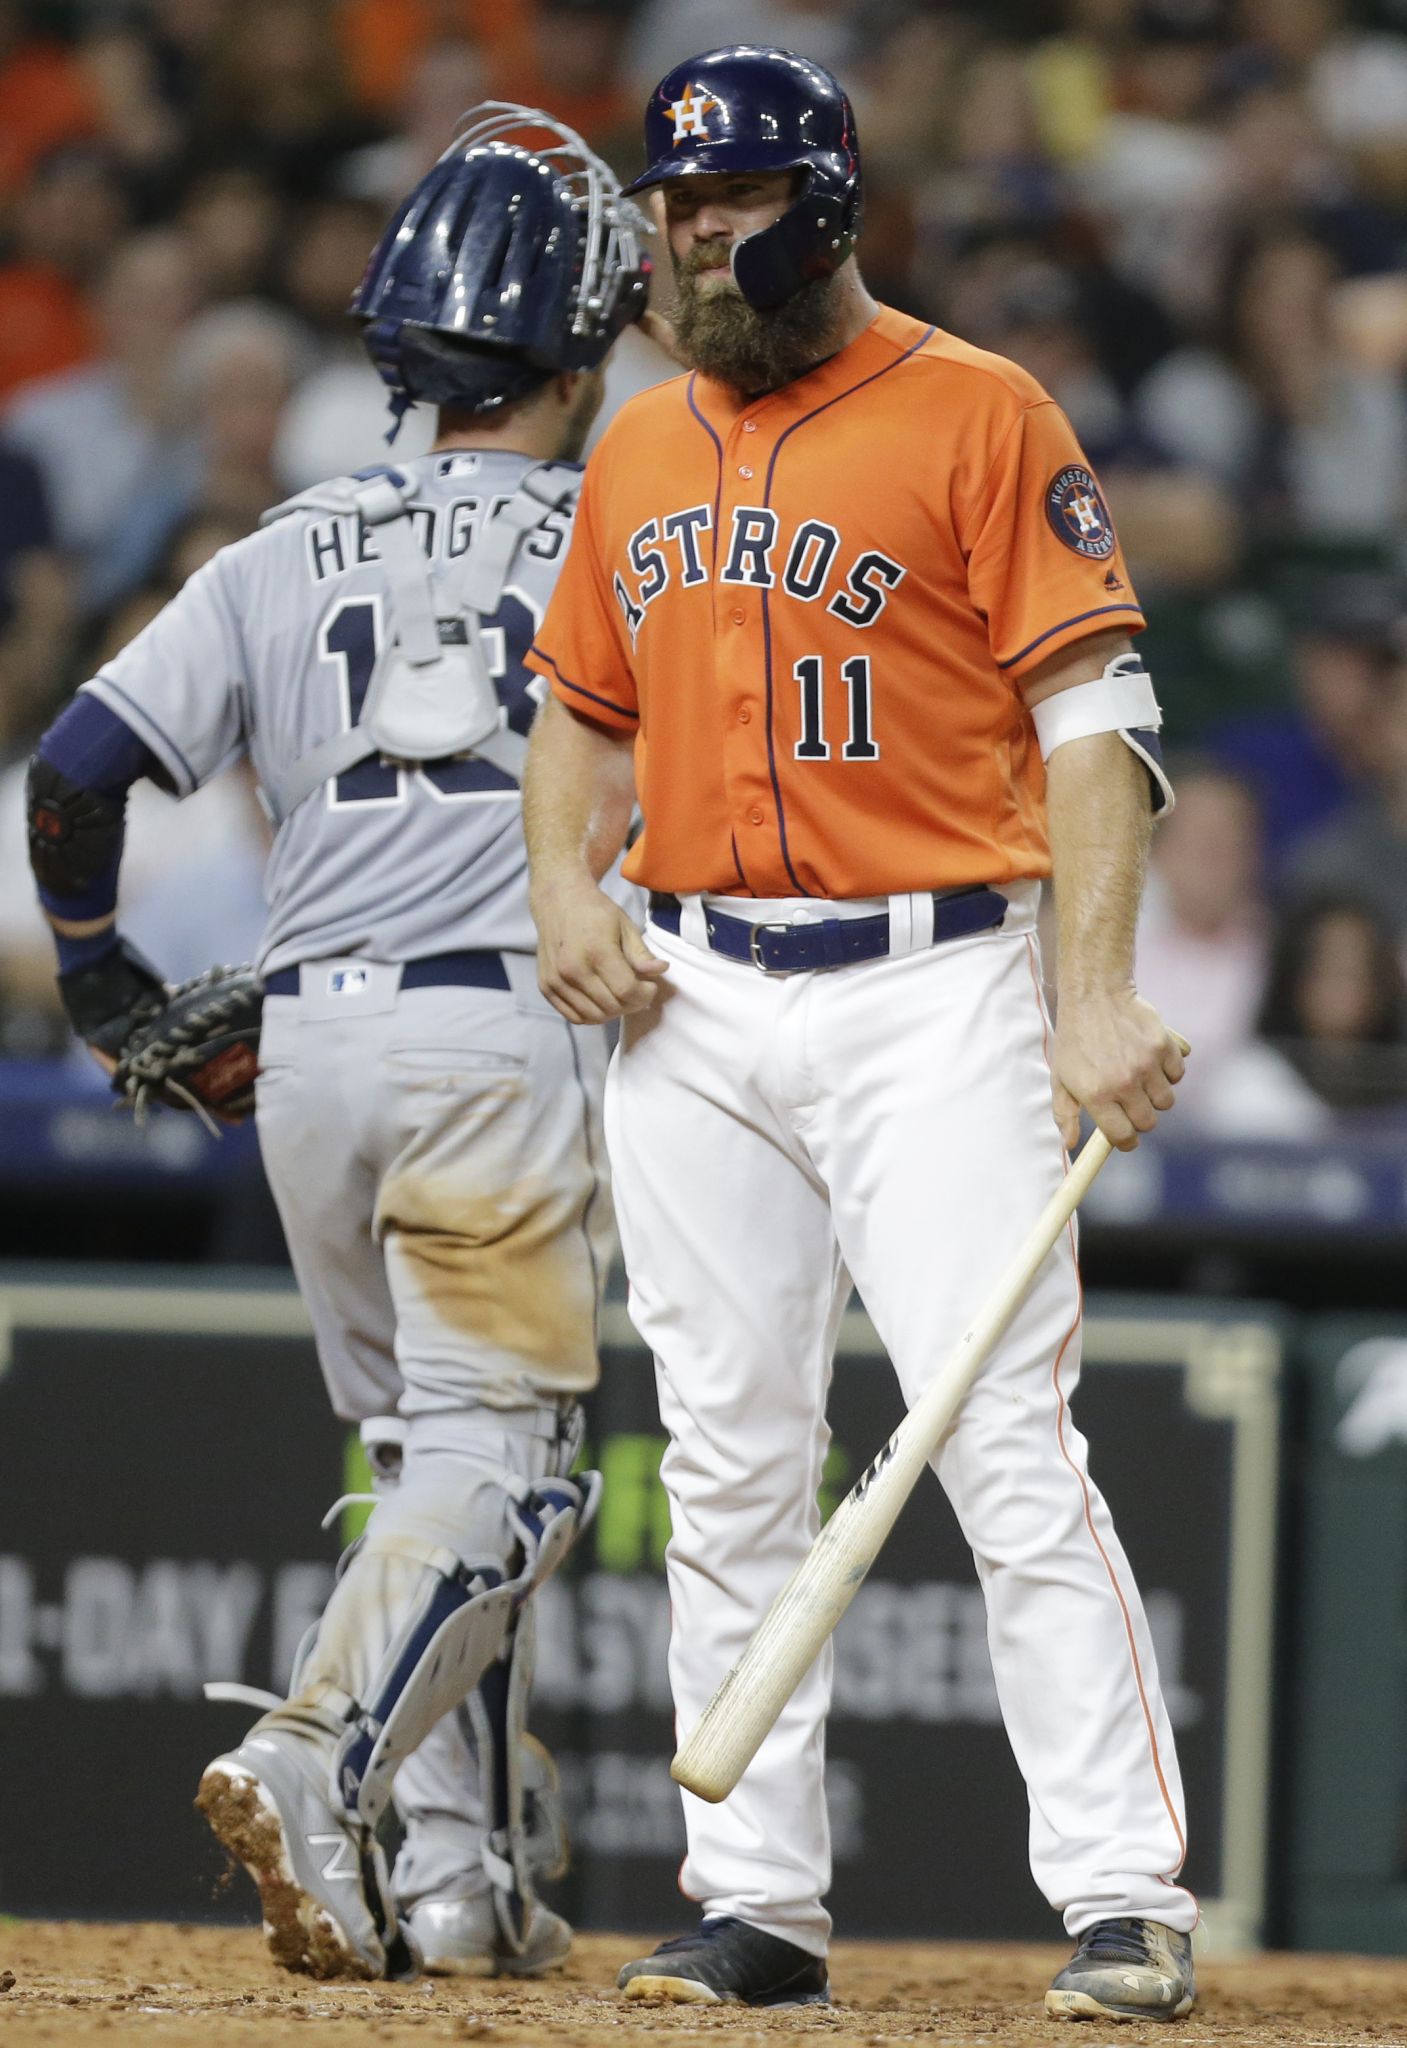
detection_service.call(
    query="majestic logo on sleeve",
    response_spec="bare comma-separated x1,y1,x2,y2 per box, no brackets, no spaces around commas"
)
670,83,722,141
1046,465,1117,560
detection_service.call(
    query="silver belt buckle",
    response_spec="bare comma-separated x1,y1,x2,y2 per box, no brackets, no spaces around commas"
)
747,921,793,973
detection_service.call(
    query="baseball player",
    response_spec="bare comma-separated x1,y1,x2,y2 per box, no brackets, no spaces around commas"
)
523,46,1196,2025
26,107,650,1982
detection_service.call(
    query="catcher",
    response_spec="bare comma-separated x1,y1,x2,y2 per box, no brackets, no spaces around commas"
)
26,104,650,1981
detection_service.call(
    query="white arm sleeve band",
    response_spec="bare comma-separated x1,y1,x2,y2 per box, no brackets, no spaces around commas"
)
1029,652,1174,816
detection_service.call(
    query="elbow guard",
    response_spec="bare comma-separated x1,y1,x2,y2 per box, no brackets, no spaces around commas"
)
1029,653,1174,816
27,752,126,909
27,693,160,915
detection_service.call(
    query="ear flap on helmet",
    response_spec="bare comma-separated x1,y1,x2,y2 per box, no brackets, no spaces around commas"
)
730,164,862,312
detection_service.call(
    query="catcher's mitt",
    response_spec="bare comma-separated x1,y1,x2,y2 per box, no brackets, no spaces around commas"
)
111,964,264,1127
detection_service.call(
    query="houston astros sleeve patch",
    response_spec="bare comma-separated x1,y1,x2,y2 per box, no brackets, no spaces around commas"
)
1045,466,1117,561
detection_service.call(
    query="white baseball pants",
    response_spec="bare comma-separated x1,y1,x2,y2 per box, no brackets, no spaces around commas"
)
605,893,1194,1955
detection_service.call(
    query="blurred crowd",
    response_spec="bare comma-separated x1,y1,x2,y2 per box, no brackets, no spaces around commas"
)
3,0,1407,1136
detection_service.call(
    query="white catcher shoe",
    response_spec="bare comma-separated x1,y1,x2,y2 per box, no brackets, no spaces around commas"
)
406,1892,572,1977
197,1732,420,1981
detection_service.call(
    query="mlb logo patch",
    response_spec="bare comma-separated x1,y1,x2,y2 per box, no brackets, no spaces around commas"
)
1045,465,1117,561
329,967,370,996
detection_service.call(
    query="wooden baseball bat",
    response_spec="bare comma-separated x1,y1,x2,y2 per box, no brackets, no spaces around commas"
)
670,1045,1186,1806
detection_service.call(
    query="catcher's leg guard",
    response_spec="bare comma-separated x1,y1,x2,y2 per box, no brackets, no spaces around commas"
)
366,1421,569,1927
333,1469,596,1836
465,1597,571,1957
390,1591,574,1973
279,1405,596,1835
359,1421,494,1909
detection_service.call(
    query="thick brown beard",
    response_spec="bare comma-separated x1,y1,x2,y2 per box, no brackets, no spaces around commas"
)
671,245,844,396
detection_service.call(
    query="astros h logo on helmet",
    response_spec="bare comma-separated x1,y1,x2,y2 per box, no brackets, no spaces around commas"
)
670,83,722,142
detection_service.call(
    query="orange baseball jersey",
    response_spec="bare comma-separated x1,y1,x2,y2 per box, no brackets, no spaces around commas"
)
526,303,1145,899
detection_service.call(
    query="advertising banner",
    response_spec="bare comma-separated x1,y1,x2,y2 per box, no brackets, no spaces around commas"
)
0,1277,1279,1948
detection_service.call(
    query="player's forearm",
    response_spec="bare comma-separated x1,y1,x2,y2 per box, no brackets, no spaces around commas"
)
1044,731,1152,1001
524,697,637,898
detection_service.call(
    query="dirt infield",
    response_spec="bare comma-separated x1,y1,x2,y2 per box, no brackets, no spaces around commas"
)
2,1925,1406,2048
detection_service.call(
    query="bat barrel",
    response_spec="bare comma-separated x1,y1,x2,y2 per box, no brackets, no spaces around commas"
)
670,1567,851,1800
672,1396,946,1798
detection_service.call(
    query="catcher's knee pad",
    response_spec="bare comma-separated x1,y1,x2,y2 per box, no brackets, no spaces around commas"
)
331,1464,599,1835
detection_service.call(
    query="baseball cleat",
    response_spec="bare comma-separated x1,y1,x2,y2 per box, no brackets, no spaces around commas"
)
617,1916,829,2006
1045,1917,1195,2021
196,1733,419,1982
406,1893,572,1977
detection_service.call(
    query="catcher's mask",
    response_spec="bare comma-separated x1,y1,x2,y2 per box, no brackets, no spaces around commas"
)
352,102,653,436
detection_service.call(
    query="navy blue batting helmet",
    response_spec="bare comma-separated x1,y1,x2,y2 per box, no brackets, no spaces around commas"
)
352,103,652,434
624,45,861,312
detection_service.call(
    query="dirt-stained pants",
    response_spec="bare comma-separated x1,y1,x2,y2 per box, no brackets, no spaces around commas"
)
254,956,611,1903
256,958,611,1422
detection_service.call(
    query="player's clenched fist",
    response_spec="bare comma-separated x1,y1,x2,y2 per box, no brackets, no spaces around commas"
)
1050,990,1185,1153
533,880,669,1024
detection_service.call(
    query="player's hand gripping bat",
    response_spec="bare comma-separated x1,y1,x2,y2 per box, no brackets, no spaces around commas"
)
671,1037,1189,1805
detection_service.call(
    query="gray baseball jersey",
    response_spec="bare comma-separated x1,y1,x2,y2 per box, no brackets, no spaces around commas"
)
82,449,576,975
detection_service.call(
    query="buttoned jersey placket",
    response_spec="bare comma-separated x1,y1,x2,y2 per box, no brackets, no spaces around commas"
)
684,323,937,898
704,387,788,893
754,323,939,899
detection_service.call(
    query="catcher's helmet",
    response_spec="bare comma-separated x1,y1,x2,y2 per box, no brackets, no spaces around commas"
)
352,103,652,434
624,45,861,312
